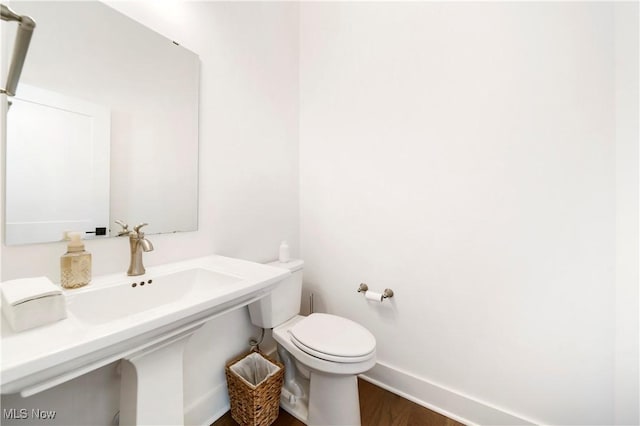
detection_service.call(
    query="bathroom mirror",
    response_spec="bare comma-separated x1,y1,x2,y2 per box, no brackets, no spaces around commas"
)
3,1,199,245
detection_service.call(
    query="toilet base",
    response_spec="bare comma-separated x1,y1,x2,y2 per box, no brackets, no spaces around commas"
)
307,372,361,426
280,386,309,424
279,372,362,426
275,348,363,426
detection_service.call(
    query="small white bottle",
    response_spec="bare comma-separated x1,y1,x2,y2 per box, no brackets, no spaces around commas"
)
61,232,92,289
279,241,290,263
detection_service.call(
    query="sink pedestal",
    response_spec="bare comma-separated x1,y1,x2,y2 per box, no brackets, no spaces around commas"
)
119,327,201,425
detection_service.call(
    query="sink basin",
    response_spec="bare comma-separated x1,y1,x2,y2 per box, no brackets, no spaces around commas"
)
67,268,242,324
1,255,289,407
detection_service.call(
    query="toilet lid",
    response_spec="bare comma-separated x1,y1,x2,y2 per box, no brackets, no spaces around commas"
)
289,313,375,362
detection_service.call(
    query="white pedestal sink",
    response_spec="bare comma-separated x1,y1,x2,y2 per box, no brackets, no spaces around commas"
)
119,331,195,425
1,255,289,425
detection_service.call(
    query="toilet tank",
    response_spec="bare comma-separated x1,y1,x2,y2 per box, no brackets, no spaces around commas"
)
248,259,304,328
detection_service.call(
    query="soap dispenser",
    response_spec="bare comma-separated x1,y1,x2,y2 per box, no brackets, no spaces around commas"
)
60,232,91,289
279,241,290,263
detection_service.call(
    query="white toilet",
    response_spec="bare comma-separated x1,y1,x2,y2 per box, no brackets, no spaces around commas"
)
248,260,376,426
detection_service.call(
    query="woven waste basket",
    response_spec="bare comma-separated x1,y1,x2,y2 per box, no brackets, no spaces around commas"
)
225,351,285,426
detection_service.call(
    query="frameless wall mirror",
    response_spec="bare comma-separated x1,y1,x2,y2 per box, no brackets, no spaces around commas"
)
3,0,199,245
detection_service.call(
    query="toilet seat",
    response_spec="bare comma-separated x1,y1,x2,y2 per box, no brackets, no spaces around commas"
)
288,313,376,363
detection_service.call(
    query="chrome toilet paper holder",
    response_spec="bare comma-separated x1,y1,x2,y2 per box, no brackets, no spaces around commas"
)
357,283,394,300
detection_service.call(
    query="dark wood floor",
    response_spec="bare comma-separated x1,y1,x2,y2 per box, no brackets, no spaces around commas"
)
213,378,464,426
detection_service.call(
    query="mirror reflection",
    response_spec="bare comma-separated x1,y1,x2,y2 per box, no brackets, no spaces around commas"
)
4,1,199,245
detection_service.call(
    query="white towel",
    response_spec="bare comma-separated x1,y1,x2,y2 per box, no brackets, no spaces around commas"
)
1,276,62,306
1,277,66,332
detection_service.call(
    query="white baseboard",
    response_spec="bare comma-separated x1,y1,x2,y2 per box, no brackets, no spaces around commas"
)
184,382,229,426
186,356,537,426
360,362,538,426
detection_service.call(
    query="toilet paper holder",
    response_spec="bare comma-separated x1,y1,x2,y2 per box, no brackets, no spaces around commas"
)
357,283,394,300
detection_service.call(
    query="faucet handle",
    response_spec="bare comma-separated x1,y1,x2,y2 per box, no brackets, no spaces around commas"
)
115,220,130,236
133,223,149,235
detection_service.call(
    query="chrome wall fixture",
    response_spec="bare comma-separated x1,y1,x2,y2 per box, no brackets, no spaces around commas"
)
357,283,394,302
1,3,36,97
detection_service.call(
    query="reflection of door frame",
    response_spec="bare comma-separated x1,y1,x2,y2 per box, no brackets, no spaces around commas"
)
5,83,110,245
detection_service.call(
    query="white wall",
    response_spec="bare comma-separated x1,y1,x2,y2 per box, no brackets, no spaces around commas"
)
1,1,299,424
614,2,639,425
300,2,635,425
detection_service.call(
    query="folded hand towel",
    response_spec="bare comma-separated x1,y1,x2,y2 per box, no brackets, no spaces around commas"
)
1,276,62,306
1,277,66,332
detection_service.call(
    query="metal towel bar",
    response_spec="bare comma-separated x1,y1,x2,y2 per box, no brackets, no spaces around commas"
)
1,3,36,97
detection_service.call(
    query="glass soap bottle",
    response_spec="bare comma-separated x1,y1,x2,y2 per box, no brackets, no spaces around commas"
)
61,232,91,289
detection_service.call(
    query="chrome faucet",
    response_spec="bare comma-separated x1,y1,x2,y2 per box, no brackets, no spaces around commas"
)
116,221,154,276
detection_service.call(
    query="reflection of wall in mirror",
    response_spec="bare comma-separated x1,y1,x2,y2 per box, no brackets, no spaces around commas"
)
4,1,199,244
6,84,110,245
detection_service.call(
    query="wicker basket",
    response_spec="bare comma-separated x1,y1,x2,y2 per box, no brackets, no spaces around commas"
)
225,351,284,426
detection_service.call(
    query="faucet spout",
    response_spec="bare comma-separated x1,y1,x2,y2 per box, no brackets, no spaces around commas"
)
139,238,154,252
